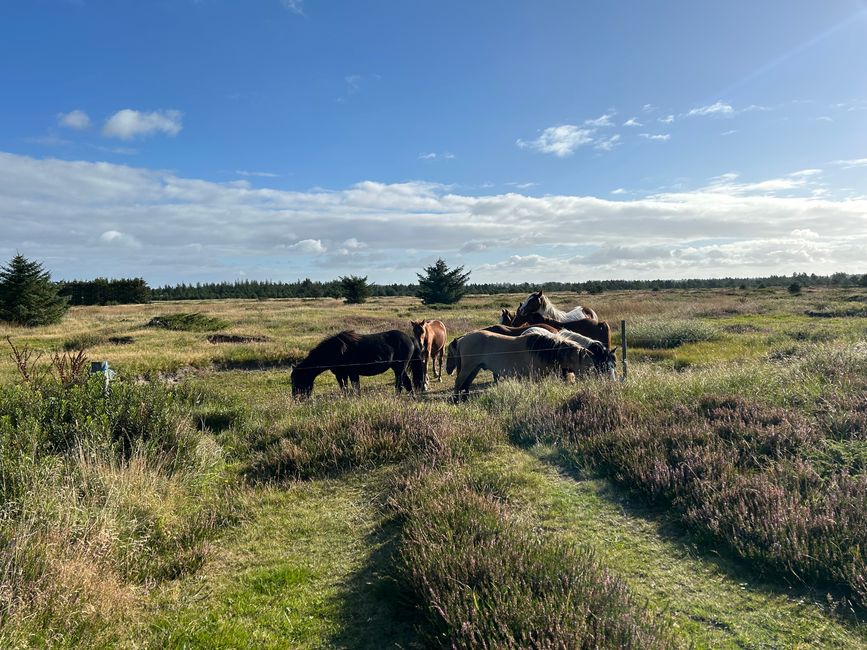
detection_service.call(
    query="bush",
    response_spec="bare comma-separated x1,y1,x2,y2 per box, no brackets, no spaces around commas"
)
146,312,229,332
392,466,675,648
0,377,230,645
627,319,720,348
416,259,471,305
788,282,802,295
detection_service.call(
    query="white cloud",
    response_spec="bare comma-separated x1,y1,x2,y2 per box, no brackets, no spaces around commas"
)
99,230,141,247
419,152,455,161
282,0,304,14
611,188,627,195
1,151,866,283
594,134,621,151
789,169,822,178
287,239,326,254
687,101,734,117
833,158,867,169
517,125,595,157
721,129,738,136
236,169,280,177
24,134,72,147
585,113,615,127
102,109,183,140
642,104,656,112
659,114,675,124
639,133,670,141
57,110,91,130
623,117,642,127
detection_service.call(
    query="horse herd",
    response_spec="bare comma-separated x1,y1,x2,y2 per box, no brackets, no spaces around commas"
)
290,291,618,399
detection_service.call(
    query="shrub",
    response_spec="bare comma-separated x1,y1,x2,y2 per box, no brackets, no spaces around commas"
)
627,319,720,349
392,466,675,648
146,312,229,332
416,259,471,305
339,275,371,304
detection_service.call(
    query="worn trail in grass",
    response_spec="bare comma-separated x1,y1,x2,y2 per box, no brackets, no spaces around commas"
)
145,471,418,650
499,445,867,649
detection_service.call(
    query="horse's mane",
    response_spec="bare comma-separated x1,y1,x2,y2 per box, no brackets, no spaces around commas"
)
300,330,361,366
524,330,583,365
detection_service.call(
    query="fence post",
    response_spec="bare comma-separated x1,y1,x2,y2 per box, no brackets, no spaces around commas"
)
620,320,627,382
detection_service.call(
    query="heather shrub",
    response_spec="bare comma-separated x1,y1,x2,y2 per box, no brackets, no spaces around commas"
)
509,387,867,607
391,466,676,649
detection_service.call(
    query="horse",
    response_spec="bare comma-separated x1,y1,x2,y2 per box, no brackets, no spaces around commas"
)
450,330,593,398
500,308,515,325
446,336,462,376
516,290,598,322
520,327,617,379
291,330,424,398
482,323,560,336
508,312,612,348
410,319,447,387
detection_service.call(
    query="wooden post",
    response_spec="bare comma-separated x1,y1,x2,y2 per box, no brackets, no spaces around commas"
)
620,320,627,382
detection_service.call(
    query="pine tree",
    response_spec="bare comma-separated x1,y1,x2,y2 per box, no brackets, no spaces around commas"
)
0,254,69,326
416,258,471,305
339,275,371,304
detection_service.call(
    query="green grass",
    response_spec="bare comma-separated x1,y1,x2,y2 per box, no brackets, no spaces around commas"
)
146,312,230,332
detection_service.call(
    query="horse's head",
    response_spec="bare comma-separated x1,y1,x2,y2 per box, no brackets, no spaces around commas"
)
410,320,428,351
445,337,462,375
517,290,545,317
587,342,618,379
500,308,514,325
560,343,594,376
290,365,315,399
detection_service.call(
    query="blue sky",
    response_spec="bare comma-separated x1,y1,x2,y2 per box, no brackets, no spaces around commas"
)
1,0,866,284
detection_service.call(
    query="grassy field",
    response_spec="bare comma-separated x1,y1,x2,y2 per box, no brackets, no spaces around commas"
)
1,287,866,648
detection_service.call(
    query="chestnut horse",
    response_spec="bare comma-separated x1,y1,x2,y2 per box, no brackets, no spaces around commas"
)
411,319,447,386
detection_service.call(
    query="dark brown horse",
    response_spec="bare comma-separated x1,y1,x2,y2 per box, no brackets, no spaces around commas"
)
291,330,425,398
506,312,612,348
483,323,560,336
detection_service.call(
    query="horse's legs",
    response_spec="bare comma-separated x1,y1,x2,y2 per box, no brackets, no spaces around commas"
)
436,347,444,381
350,375,361,394
454,363,481,399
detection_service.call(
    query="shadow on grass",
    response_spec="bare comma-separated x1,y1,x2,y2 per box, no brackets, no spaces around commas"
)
328,515,421,650
532,446,867,630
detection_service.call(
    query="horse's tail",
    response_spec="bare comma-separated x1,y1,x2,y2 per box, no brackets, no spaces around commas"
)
446,337,462,375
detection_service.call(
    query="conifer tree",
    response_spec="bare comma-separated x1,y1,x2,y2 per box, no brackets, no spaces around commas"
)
0,254,69,326
339,275,371,304
416,258,471,305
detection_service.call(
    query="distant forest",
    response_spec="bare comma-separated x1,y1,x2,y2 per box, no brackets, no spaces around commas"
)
55,272,867,305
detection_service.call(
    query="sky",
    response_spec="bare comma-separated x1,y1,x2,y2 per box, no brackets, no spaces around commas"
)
1,0,866,285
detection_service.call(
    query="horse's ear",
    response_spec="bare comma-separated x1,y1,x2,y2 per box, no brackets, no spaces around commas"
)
410,320,419,327
537,290,544,297
611,346,618,354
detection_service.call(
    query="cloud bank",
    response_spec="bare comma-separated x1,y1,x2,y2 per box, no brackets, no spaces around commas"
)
1,151,865,284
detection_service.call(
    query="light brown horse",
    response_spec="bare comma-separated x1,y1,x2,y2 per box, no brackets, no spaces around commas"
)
450,330,593,398
410,319,447,386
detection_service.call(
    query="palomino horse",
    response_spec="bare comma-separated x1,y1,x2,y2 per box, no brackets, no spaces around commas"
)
520,327,617,379
291,330,424,398
410,319,447,386
516,290,598,322
509,312,612,348
450,330,593,398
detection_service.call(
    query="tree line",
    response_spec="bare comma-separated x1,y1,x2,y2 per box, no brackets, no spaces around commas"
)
3,252,867,327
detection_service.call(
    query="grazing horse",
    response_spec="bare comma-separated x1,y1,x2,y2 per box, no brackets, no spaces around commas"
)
410,319,447,386
516,290,598,322
500,308,515,325
509,312,612,348
450,330,593,398
291,330,424,398
482,323,560,336
520,327,617,379
446,337,462,376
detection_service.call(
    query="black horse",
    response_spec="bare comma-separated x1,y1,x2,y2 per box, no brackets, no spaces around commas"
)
291,330,425,398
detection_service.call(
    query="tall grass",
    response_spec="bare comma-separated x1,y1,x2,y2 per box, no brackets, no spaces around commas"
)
0,377,230,646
